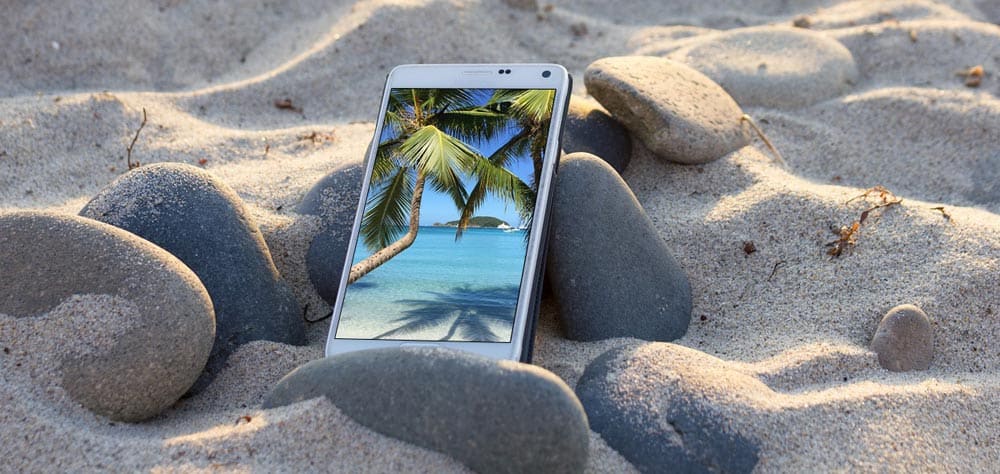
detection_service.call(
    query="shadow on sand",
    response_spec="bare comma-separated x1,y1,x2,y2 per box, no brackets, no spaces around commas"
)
375,284,519,341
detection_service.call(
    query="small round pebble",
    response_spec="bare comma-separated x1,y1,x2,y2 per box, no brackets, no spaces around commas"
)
665,26,859,108
0,211,214,421
562,95,632,173
871,304,934,372
585,56,749,164
264,347,590,474
80,163,305,390
548,153,692,341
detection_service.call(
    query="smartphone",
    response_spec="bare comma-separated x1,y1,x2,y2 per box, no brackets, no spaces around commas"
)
324,64,572,362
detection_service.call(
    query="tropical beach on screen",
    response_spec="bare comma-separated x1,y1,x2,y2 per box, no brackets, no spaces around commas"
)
337,87,554,341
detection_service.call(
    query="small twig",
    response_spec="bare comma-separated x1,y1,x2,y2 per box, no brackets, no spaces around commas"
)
741,114,787,168
767,260,786,281
126,108,147,170
826,186,902,257
846,185,896,205
859,199,902,225
826,221,860,257
931,206,952,222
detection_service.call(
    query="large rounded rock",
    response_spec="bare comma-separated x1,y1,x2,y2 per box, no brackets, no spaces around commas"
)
585,56,749,164
665,26,859,108
264,347,590,474
548,153,691,342
562,96,632,173
298,163,364,305
80,163,305,389
0,212,214,421
576,343,761,473
871,304,934,372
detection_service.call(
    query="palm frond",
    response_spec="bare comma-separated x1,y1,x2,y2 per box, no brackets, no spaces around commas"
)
388,88,412,108
427,89,480,112
455,157,534,240
455,181,487,241
517,180,536,243
361,165,414,251
510,89,556,123
428,108,515,144
486,127,533,169
428,165,469,211
396,125,480,191
383,110,405,135
529,125,549,189
487,89,524,106
371,138,404,184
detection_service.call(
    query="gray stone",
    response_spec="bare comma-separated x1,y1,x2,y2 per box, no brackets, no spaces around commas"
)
79,163,304,390
305,227,352,305
576,344,761,474
871,304,934,372
585,56,749,164
665,26,859,108
0,211,214,421
264,347,590,474
562,96,632,173
548,153,691,341
298,163,364,305
297,163,365,219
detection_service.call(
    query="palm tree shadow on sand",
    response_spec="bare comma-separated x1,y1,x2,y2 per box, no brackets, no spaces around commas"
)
375,284,519,342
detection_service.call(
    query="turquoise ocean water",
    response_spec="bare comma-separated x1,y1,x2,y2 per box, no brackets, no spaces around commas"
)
336,226,528,342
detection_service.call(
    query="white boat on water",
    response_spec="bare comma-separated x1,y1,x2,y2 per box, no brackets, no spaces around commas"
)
497,223,513,231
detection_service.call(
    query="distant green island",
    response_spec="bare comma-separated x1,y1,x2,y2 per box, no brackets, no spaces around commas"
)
432,216,511,228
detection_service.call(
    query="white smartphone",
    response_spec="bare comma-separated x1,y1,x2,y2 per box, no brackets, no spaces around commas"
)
324,64,572,362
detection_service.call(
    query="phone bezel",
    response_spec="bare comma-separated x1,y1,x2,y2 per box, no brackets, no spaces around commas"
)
324,63,571,360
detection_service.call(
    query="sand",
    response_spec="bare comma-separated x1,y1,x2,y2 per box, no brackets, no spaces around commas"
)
1,0,998,471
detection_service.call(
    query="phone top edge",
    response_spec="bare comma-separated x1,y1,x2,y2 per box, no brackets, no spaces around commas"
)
385,64,570,90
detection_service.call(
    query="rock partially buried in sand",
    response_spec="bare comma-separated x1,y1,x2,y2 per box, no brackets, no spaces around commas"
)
562,96,632,173
298,163,364,305
871,304,934,372
664,26,859,108
576,344,761,474
80,163,305,390
0,212,214,421
548,153,691,342
264,347,590,474
585,56,749,164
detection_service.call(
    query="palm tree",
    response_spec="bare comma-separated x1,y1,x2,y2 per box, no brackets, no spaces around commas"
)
348,89,544,284
455,89,556,238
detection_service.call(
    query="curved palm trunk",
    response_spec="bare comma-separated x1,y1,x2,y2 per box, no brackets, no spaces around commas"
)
348,170,427,284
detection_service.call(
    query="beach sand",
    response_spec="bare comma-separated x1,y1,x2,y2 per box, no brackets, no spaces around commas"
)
1,0,998,471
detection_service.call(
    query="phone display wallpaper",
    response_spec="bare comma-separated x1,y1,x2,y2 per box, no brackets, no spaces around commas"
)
335,88,557,342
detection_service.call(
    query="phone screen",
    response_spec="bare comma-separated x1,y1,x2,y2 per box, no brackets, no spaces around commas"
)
334,88,557,343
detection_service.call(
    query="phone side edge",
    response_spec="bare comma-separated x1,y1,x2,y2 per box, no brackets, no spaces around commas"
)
515,70,573,363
